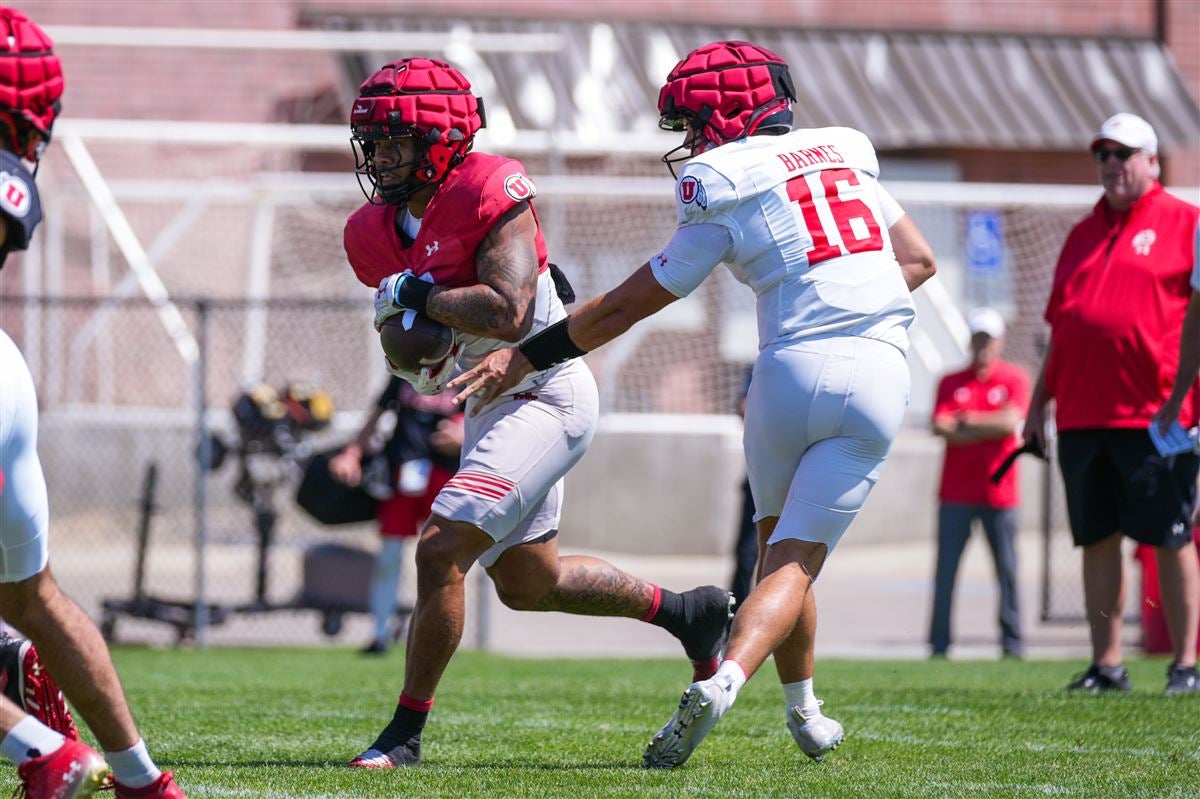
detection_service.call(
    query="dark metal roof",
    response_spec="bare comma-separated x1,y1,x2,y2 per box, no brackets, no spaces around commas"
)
315,13,1200,153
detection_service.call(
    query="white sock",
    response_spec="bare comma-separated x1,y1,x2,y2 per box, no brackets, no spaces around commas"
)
1,716,65,766
105,738,161,789
714,659,748,700
783,678,820,714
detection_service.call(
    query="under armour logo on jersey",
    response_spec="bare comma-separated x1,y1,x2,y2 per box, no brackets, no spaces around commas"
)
1131,229,1156,256
679,176,707,210
654,253,669,268
425,241,439,257
0,171,31,218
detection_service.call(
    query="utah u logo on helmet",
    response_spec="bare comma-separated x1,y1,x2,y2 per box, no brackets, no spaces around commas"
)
658,41,795,177
0,8,63,163
350,57,487,206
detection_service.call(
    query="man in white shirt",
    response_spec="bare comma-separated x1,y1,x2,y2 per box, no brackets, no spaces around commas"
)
451,40,936,767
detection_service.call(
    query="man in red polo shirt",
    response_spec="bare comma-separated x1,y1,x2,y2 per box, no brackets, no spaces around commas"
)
1025,112,1200,694
929,308,1029,658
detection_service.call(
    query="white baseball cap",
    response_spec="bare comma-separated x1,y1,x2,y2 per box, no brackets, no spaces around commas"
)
967,307,1006,339
1091,112,1158,156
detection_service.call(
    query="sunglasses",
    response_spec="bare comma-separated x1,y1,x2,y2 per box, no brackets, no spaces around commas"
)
1091,146,1139,163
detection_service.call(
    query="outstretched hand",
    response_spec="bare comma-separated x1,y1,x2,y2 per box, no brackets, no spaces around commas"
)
449,347,534,413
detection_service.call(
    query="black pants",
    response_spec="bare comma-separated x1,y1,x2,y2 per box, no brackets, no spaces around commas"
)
1058,429,1198,548
730,480,758,607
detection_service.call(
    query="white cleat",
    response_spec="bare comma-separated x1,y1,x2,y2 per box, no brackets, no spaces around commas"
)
787,702,844,762
643,677,735,769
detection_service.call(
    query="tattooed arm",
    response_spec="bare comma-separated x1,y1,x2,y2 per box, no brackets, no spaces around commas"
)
422,202,539,342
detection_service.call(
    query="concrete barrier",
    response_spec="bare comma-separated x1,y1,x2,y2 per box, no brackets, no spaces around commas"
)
38,411,1050,557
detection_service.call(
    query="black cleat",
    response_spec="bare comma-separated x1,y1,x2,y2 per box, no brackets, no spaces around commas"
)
1066,664,1131,693
348,736,421,768
360,640,388,656
1164,662,1200,695
677,587,735,681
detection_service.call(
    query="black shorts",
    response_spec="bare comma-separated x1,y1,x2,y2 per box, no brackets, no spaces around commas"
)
1057,429,1198,549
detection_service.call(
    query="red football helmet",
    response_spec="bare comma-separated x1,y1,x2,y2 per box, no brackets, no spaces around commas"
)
0,8,63,162
350,58,486,205
658,41,795,176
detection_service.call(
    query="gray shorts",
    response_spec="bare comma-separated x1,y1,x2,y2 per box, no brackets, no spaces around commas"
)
743,335,909,554
432,359,598,567
0,330,51,583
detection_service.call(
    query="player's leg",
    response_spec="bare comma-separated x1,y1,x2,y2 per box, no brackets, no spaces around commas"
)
645,343,818,769
352,364,601,768
979,506,1023,657
929,504,975,656
486,531,731,679
0,333,182,797
349,514,494,768
646,337,906,768
737,339,905,757
0,571,139,750
0,693,109,799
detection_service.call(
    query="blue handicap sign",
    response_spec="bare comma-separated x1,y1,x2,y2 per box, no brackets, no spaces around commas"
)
965,211,1004,274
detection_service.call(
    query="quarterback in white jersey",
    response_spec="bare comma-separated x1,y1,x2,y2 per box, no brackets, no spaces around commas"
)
452,40,936,769
659,125,914,353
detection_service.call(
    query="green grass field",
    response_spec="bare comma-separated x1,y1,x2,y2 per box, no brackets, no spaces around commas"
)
4,648,1196,798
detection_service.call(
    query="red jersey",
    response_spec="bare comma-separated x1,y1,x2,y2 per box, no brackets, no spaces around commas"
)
344,152,548,289
1043,183,1200,431
934,359,1030,508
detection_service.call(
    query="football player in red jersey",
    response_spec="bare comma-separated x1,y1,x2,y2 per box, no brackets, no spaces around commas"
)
343,58,733,768
0,8,185,798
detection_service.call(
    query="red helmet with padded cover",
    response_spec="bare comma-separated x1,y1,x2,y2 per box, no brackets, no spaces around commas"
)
350,57,486,205
0,7,63,162
657,41,794,176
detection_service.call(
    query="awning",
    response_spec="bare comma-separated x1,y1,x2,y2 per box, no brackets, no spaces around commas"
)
311,12,1199,154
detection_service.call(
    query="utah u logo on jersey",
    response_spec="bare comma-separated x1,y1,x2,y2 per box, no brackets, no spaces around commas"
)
504,174,536,202
0,171,31,218
679,176,707,210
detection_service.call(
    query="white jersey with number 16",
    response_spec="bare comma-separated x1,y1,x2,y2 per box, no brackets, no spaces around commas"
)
651,126,915,354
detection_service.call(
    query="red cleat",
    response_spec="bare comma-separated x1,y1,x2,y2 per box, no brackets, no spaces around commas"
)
0,632,79,741
15,738,110,799
113,771,186,799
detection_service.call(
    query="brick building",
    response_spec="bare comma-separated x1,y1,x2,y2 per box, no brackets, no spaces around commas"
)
12,0,1199,182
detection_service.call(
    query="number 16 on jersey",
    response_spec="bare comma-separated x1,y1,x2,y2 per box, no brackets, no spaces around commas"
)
787,167,884,267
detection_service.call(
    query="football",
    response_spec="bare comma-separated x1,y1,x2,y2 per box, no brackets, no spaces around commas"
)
379,311,455,372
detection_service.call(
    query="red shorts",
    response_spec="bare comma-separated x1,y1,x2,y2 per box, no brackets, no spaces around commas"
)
377,464,454,538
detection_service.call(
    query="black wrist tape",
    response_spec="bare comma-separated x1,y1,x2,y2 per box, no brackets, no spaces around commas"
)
519,318,587,371
397,277,433,315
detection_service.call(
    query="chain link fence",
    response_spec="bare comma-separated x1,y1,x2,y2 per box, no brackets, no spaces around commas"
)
3,295,406,647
